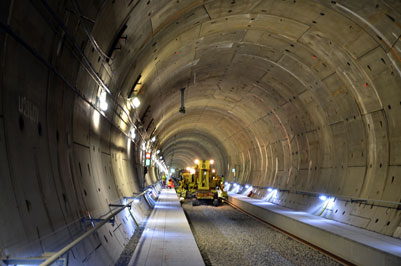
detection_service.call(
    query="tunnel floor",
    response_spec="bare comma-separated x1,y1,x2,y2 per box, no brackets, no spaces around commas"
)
182,201,342,266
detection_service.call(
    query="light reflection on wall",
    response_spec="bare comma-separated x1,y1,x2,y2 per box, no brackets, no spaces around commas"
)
127,137,131,155
92,109,101,130
262,189,277,201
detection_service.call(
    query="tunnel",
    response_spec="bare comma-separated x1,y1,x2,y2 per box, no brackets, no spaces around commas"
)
0,0,401,265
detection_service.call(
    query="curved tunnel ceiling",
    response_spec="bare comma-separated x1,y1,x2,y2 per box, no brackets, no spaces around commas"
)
98,0,401,199
1,0,401,262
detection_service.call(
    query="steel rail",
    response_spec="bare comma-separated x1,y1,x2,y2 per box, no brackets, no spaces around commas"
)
225,200,355,266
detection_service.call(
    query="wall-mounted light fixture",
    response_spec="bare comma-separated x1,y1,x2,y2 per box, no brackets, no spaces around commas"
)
319,195,327,201
99,90,108,111
131,97,140,108
130,128,136,140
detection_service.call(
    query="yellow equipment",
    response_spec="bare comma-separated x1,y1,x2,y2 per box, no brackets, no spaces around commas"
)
176,172,196,202
192,159,227,206
162,173,166,188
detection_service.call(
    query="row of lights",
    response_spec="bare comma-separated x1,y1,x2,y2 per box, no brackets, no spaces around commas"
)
186,159,216,174
99,88,167,175
194,159,214,164
152,144,169,175
225,183,332,203
99,90,141,112
98,90,142,145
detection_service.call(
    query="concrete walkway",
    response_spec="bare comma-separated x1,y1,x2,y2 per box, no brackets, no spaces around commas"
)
128,189,205,266
228,193,401,266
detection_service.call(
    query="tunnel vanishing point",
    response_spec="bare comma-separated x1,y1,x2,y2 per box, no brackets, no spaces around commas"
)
1,0,401,265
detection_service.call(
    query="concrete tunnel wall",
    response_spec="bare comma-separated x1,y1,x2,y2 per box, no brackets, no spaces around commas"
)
0,0,401,264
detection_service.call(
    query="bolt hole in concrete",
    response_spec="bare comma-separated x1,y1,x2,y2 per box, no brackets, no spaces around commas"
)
19,115,24,130
25,200,31,212
182,201,341,266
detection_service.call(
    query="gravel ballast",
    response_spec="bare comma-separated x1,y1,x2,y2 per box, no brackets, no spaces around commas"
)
182,201,342,266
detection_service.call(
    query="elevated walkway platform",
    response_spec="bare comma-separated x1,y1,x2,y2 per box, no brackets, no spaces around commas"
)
228,193,401,266
129,189,204,266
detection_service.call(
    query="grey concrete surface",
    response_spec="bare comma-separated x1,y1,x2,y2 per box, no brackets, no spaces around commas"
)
0,0,401,265
229,193,401,266
128,189,204,266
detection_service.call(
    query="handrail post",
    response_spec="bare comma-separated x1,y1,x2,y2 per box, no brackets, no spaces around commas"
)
128,208,139,227
39,190,149,266
143,194,152,208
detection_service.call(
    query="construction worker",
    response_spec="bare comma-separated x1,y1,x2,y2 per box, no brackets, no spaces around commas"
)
168,179,174,189
162,174,166,188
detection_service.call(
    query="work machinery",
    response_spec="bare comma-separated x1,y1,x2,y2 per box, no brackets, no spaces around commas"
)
176,159,227,206
176,171,196,201
192,159,227,206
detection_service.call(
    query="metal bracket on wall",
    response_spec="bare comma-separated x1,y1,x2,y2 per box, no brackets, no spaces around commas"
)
110,203,139,227
81,217,115,227
2,255,67,266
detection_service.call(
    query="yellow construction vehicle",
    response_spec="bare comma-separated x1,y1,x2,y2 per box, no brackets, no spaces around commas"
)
192,159,227,206
176,171,197,202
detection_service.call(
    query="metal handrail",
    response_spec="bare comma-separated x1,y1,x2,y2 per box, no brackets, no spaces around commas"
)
39,190,149,266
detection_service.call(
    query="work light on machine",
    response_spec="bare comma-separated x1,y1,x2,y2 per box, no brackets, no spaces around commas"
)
194,159,199,164
210,159,214,164
212,169,215,173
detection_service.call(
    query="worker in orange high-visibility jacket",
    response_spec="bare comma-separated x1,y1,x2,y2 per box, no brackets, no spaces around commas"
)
167,179,174,189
